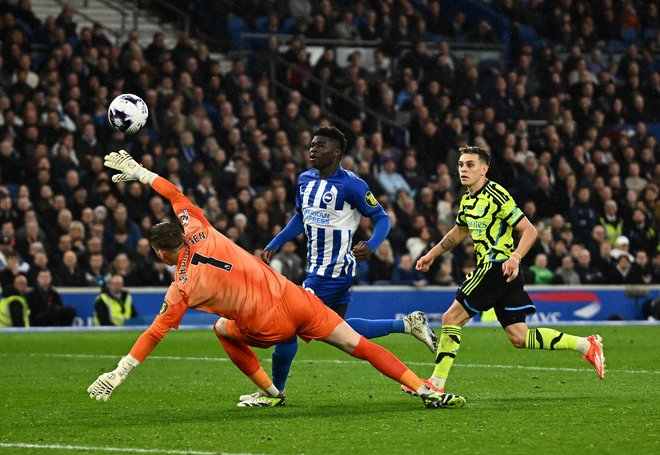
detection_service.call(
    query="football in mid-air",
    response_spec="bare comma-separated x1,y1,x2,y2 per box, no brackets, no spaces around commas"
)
107,93,148,134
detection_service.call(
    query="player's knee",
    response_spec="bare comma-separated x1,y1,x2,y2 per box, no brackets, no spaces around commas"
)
213,318,228,337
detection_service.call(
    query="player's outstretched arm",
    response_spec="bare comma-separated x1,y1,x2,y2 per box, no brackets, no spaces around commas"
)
416,225,469,272
87,321,170,402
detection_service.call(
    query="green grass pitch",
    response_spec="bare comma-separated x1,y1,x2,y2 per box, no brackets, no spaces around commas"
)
1,325,658,455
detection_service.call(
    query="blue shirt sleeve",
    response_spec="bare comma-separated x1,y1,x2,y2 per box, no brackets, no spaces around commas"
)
266,212,304,252
348,177,391,252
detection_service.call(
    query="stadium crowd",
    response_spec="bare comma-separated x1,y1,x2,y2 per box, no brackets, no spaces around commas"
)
0,0,659,315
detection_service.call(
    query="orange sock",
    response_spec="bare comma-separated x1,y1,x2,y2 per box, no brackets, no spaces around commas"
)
350,336,414,385
214,325,260,377
249,367,275,391
399,370,423,392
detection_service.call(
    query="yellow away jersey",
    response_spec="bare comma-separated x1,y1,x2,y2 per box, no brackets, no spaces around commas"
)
456,179,525,265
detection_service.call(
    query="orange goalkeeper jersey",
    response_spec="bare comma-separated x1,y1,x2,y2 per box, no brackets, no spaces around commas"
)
160,184,288,330
144,178,289,333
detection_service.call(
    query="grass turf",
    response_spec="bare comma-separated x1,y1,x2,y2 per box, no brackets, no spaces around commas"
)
0,325,658,455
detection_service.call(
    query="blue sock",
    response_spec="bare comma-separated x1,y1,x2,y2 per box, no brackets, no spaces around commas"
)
272,337,298,391
345,318,405,339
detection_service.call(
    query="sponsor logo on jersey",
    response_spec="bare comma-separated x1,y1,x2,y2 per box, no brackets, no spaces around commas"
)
365,191,378,207
302,208,331,225
158,300,169,316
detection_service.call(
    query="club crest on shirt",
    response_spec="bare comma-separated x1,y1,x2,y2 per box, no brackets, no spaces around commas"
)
158,300,169,316
322,191,335,205
177,209,190,227
365,191,379,207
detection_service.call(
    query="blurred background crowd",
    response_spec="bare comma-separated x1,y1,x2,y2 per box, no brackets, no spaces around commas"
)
0,0,658,302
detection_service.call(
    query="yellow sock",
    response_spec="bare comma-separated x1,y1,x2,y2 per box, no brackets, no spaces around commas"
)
526,328,579,351
431,325,461,386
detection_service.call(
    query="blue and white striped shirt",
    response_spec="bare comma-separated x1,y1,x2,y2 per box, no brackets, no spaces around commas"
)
296,167,387,278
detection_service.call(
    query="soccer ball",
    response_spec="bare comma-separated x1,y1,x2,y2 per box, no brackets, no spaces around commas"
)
107,93,148,134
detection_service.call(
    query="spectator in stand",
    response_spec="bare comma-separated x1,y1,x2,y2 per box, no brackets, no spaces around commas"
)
269,241,305,286
0,250,28,293
552,255,581,285
27,269,76,326
367,239,395,285
634,250,655,285
406,225,434,264
0,274,30,327
610,235,635,262
391,253,427,288
529,253,554,285
93,274,138,326
570,186,599,244
575,248,606,284
625,208,658,255
600,199,624,246
377,156,412,200
83,252,111,288
609,255,643,284
57,250,87,287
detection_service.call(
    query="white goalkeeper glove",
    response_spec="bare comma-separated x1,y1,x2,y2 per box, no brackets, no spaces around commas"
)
103,150,158,185
87,355,140,402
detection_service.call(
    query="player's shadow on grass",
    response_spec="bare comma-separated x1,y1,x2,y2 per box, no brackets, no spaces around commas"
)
222,400,428,420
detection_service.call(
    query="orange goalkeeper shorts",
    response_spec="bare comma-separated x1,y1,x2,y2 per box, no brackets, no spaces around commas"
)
225,281,344,348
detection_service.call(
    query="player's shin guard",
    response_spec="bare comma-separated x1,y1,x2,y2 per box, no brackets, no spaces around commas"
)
272,337,298,391
526,328,579,351
350,336,421,389
431,325,462,387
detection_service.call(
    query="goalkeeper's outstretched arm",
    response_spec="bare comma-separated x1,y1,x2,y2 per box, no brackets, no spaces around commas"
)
89,151,191,402
103,150,187,204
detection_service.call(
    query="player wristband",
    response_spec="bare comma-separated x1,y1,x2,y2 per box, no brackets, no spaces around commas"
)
510,252,522,264
115,354,140,377
135,167,158,185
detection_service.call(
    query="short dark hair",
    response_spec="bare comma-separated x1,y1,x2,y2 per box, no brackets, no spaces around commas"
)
459,145,490,165
147,222,184,252
312,126,347,155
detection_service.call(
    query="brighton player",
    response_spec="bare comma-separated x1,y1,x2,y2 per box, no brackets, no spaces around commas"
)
242,126,437,403
87,150,464,410
401,146,605,397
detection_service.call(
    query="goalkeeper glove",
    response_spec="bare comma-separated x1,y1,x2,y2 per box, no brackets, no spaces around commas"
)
103,150,158,185
87,355,140,402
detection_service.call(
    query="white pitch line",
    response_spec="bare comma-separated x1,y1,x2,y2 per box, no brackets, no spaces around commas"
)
1,352,658,375
0,442,257,455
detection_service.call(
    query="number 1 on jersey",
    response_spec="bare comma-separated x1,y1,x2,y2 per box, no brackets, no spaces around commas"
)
191,253,233,272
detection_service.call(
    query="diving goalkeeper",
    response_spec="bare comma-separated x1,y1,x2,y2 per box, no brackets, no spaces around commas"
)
87,151,466,409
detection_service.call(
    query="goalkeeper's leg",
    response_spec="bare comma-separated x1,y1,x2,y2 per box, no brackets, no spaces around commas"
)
322,321,427,395
213,318,281,397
